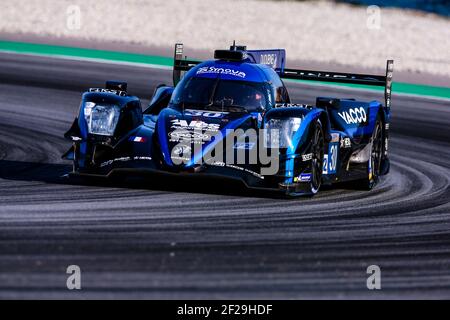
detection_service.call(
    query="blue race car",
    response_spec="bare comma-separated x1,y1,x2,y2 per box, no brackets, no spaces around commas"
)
63,43,394,196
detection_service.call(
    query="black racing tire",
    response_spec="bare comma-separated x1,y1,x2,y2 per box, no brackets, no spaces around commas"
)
355,115,383,190
309,120,325,195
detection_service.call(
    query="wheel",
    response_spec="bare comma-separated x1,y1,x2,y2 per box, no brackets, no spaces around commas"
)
356,116,383,190
310,120,325,195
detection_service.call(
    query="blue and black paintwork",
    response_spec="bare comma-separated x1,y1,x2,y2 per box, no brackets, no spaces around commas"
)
63,44,393,196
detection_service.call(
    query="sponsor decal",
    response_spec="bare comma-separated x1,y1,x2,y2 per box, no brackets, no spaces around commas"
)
171,119,220,132
300,173,311,182
136,156,152,161
234,142,255,150
171,145,192,162
294,173,311,182
196,66,246,78
322,154,328,175
260,54,277,68
169,130,211,144
169,119,220,144
173,145,191,156
171,156,190,162
245,168,265,180
88,88,127,97
340,137,351,148
129,136,147,143
212,161,225,167
185,109,228,118
275,103,310,109
302,153,313,161
100,156,152,168
211,161,264,180
100,157,130,167
338,107,367,125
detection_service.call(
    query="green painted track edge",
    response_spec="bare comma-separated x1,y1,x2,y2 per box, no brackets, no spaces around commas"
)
0,40,449,100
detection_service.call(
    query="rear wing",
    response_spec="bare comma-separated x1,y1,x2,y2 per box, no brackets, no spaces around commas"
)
172,43,394,108
280,60,394,108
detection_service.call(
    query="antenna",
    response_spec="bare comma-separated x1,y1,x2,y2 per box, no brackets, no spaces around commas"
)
229,41,247,51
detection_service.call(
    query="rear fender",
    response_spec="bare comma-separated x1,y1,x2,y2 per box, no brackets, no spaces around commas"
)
327,99,384,144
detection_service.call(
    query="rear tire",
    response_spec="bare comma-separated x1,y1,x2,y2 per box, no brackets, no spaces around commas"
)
309,120,324,195
355,116,383,190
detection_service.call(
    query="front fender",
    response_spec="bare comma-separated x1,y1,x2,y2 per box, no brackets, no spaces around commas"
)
264,107,328,155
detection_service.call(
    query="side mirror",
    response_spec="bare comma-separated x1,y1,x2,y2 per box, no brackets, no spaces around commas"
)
144,84,174,115
316,97,340,110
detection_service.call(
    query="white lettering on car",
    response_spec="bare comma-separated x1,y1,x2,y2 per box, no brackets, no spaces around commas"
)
260,54,277,68
171,119,220,131
338,107,367,125
196,66,246,78
185,109,228,118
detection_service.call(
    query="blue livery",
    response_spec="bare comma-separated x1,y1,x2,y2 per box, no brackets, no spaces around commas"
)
63,44,394,196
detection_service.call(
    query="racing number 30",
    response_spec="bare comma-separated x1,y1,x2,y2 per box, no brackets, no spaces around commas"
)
324,143,338,175
329,143,338,173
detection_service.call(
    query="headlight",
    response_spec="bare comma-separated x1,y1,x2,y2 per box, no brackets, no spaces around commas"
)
83,102,120,136
264,117,302,148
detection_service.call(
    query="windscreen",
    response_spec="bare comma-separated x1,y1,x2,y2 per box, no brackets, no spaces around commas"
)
170,76,271,112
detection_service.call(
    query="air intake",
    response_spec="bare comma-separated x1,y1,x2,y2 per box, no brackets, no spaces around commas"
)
106,81,128,92
214,50,245,61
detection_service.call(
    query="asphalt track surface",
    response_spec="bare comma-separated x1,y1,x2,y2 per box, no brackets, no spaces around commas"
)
0,53,449,299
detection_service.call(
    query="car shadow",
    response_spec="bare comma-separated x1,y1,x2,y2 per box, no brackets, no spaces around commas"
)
0,159,297,199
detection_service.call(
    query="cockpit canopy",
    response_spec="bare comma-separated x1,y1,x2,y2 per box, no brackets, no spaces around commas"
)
169,60,288,113
170,76,271,112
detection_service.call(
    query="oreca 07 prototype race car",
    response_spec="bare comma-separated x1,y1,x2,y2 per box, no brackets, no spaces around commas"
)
63,43,394,196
